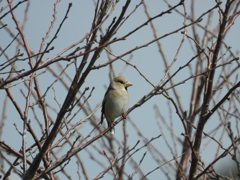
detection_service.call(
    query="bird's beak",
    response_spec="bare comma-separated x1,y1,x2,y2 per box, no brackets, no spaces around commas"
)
125,81,133,87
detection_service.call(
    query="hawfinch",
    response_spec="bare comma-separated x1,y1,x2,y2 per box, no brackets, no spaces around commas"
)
101,76,132,134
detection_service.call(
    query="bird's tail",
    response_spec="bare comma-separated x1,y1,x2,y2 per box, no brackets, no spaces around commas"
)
110,127,115,135
106,119,115,134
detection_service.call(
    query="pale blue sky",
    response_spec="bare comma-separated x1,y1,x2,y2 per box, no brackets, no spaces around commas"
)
1,0,239,179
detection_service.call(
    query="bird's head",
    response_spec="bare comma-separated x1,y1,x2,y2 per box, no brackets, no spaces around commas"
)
113,76,132,90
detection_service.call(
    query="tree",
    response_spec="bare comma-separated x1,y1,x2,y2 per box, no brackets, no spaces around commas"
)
0,0,239,179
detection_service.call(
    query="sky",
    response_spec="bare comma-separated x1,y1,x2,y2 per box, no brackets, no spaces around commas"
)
1,0,239,179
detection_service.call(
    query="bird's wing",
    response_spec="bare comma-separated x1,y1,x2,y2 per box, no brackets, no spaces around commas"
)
101,86,114,124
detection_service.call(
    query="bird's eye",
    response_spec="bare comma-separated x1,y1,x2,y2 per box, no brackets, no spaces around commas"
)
119,80,124,84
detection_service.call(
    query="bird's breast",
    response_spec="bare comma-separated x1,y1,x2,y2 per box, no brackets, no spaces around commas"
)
104,90,129,120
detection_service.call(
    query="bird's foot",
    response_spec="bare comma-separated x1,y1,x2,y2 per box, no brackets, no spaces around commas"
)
122,112,128,119
110,122,116,128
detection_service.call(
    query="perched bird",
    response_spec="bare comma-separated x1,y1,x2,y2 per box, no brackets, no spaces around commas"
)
101,76,132,134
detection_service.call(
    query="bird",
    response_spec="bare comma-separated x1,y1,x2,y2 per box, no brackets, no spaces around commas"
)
101,76,132,134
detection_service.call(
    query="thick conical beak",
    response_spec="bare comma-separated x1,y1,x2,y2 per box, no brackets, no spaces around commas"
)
125,81,133,87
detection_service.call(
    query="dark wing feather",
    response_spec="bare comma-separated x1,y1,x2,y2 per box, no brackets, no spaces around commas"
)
101,86,112,124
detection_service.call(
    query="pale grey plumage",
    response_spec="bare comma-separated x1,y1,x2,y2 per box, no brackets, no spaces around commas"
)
101,76,132,134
